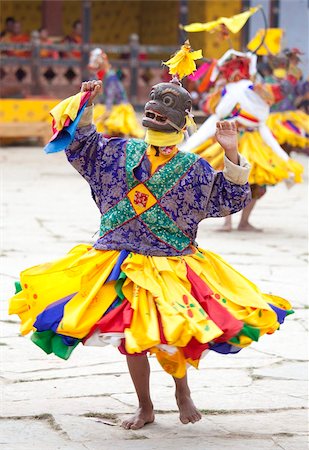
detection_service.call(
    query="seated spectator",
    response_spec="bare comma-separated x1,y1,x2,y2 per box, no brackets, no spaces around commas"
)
39,27,58,59
62,20,82,58
6,21,30,57
0,16,15,39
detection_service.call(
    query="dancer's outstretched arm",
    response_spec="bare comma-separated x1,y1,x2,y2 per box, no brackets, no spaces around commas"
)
259,123,289,161
65,80,128,196
181,88,237,153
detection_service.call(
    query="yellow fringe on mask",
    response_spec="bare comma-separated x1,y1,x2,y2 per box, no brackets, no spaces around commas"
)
163,41,203,80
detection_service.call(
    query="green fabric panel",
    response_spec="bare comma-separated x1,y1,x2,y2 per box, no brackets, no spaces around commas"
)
51,335,80,360
229,323,260,344
125,139,148,189
31,331,80,359
241,324,260,341
286,309,294,316
14,281,22,294
141,204,191,251
125,139,198,200
31,330,54,354
229,335,240,344
115,271,126,300
145,151,198,198
100,197,136,236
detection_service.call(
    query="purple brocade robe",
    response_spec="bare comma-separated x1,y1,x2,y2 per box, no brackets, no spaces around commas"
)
66,125,251,256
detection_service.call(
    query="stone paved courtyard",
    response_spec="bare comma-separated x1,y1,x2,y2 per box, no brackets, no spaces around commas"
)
1,146,308,449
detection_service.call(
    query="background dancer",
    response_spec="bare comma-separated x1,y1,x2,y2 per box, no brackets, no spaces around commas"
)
265,48,309,155
88,47,144,138
181,50,303,231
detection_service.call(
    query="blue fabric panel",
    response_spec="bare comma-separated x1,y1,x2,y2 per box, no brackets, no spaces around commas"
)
44,102,88,154
209,342,242,354
268,303,289,324
60,335,79,346
106,249,130,282
34,293,76,332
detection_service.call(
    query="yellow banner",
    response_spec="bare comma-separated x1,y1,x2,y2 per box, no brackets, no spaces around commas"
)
182,6,260,34
247,28,283,55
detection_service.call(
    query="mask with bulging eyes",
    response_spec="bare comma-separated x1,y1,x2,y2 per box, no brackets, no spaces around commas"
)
142,82,192,133
88,48,109,73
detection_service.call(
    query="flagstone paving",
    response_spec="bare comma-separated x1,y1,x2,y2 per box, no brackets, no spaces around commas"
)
1,147,308,449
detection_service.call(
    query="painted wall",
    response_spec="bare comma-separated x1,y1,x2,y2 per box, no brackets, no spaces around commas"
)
1,1,42,34
5,0,306,70
203,0,243,58
1,0,242,56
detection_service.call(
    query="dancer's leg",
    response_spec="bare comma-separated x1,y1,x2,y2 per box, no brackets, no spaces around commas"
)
218,215,232,232
238,198,262,231
174,373,202,424
121,355,155,430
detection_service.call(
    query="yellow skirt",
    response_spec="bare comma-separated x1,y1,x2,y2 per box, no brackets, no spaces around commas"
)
93,103,144,138
267,110,309,149
193,130,303,185
9,244,292,378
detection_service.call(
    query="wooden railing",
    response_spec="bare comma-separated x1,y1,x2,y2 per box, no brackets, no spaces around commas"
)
0,33,178,106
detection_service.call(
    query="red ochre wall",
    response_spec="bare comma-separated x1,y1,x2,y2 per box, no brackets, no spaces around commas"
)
1,0,243,57
1,1,42,34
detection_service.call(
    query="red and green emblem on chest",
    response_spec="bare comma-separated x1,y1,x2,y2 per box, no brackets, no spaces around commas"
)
134,191,148,208
127,183,157,213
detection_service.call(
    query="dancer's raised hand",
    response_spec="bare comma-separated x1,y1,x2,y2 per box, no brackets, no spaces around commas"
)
215,121,239,165
81,80,102,104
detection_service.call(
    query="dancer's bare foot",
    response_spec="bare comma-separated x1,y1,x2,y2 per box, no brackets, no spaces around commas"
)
238,222,263,232
218,223,232,232
121,404,155,430
176,393,202,424
217,215,232,232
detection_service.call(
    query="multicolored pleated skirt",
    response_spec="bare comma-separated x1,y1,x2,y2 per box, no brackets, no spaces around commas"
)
9,244,293,378
193,130,303,186
267,110,309,149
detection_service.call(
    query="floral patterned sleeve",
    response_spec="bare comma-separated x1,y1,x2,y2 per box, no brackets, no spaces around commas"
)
198,158,252,219
65,124,109,184
64,111,128,216
64,102,127,188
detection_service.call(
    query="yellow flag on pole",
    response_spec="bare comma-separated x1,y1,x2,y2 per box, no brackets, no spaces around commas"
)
247,28,284,55
181,6,261,34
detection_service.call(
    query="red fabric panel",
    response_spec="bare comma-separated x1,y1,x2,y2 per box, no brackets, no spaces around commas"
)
186,264,243,343
85,299,133,340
